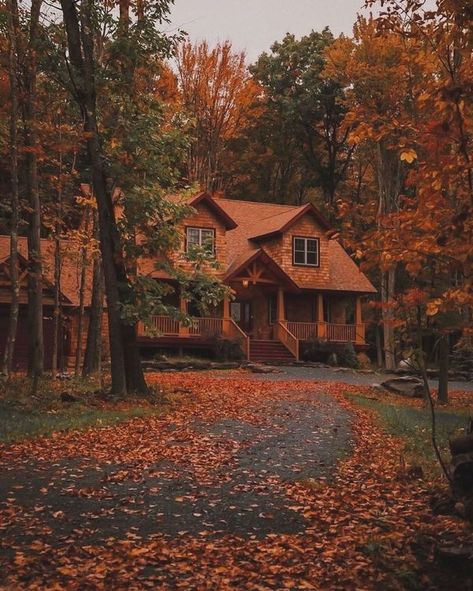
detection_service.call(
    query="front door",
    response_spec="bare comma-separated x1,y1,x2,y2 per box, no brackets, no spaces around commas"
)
231,301,252,334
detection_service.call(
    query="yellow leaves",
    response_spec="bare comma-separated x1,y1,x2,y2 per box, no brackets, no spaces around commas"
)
400,149,417,164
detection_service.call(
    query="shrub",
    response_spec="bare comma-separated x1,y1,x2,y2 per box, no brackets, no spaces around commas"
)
300,338,326,362
214,338,244,361
339,341,360,369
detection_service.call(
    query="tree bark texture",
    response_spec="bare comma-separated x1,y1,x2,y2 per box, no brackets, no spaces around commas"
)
24,0,44,382
438,333,449,404
60,0,147,395
83,215,105,376
2,0,21,377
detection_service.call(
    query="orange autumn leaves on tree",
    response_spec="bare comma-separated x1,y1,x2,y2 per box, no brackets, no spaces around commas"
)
175,40,263,192
326,5,472,338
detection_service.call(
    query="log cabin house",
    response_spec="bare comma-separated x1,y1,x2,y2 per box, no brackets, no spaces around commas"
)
0,235,94,371
137,192,376,363
0,191,376,369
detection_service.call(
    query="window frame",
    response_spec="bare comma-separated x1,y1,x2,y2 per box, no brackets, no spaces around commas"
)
185,226,216,256
292,235,320,268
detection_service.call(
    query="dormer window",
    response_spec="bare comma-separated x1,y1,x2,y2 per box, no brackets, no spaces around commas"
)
186,227,215,255
293,236,319,267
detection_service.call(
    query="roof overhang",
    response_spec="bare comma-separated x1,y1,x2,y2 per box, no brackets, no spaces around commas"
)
249,203,331,242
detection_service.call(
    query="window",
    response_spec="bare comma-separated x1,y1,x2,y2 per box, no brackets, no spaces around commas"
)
186,227,215,255
293,236,319,267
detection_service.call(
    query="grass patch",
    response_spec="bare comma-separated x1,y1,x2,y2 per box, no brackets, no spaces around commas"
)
347,393,469,475
0,403,161,443
0,375,165,443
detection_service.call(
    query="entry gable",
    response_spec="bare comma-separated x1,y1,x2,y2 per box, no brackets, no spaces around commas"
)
225,249,299,292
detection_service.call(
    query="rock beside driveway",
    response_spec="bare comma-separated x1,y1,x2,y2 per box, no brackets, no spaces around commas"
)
380,376,425,398
247,363,282,374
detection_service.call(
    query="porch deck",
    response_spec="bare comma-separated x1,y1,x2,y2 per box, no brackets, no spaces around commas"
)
137,316,366,362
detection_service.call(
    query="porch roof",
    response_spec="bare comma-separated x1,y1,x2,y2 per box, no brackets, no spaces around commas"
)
225,248,300,292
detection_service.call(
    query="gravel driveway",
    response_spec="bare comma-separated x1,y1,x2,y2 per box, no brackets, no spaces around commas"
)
0,384,352,576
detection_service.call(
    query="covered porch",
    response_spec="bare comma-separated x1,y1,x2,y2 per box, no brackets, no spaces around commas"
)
137,258,367,362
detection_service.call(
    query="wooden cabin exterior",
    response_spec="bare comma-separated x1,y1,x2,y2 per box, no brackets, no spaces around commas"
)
0,192,376,369
0,236,96,372
136,192,376,363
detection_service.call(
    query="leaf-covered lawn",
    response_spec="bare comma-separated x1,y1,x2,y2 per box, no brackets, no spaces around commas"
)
0,374,471,590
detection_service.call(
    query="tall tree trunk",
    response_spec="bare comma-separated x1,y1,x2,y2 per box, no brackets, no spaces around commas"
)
74,209,91,375
24,0,44,385
82,235,104,376
52,120,64,375
381,268,396,371
60,0,147,395
2,0,21,377
376,141,402,370
438,333,449,405
52,233,62,374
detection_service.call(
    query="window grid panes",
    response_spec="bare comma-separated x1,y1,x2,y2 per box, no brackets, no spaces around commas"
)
293,236,319,267
186,227,215,254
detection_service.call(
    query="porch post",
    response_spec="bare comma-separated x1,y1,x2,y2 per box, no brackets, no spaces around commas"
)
316,293,326,339
179,297,189,336
222,294,231,337
355,296,365,344
277,288,285,322
223,294,230,319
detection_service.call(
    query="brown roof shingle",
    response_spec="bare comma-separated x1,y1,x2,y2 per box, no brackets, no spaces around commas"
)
216,197,376,294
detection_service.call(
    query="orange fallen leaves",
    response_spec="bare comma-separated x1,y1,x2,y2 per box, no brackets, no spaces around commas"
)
0,374,471,590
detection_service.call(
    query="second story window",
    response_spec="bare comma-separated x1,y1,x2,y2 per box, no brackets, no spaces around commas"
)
293,236,319,267
186,227,215,255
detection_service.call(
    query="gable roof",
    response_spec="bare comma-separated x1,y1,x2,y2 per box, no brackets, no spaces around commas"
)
0,251,73,305
0,236,93,307
168,191,238,230
215,197,376,295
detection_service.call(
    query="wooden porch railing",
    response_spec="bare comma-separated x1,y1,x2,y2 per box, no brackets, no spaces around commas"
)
141,315,180,336
137,316,250,359
275,321,299,361
189,317,224,337
326,323,357,343
286,321,320,340
284,321,366,345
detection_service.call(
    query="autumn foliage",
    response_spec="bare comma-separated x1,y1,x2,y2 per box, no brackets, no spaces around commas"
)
1,374,471,590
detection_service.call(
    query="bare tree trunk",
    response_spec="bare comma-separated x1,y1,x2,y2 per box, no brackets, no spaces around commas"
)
83,215,104,376
381,268,396,370
376,142,402,370
375,322,383,368
74,208,91,375
416,310,452,484
2,0,21,377
52,233,62,375
438,333,449,405
23,0,44,387
60,0,147,395
52,121,64,375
